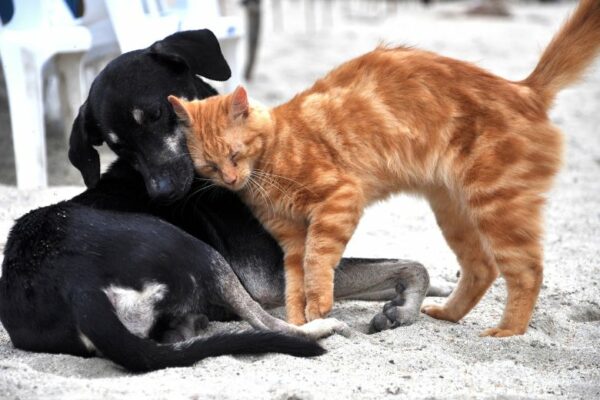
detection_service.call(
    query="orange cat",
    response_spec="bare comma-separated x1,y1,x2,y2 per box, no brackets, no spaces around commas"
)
169,0,600,337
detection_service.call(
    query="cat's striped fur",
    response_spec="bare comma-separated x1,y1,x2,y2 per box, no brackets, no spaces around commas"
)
171,0,600,337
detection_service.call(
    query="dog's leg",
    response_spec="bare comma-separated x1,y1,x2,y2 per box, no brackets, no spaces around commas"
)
238,257,447,332
208,256,349,340
333,258,439,332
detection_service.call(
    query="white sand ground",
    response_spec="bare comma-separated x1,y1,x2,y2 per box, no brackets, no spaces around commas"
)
0,1,599,399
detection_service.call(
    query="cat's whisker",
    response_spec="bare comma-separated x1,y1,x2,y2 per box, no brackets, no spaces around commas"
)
248,173,276,218
250,170,294,203
248,175,273,213
254,169,316,195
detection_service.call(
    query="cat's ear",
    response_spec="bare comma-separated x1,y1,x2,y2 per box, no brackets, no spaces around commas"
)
168,95,192,124
230,86,249,121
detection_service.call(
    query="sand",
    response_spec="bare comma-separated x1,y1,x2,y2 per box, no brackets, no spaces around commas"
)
0,1,599,399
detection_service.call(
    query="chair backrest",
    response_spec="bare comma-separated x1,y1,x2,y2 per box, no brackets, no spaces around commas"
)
6,0,76,29
104,0,231,53
104,0,180,52
159,0,222,23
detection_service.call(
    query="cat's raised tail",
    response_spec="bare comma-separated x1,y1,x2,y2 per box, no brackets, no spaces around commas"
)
523,0,600,108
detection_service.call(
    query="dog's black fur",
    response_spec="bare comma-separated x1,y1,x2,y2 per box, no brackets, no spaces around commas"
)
0,30,435,372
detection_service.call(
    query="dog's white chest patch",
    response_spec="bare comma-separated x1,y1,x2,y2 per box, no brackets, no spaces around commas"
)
103,282,168,338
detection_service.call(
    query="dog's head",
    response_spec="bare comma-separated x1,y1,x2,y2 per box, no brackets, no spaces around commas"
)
69,29,231,201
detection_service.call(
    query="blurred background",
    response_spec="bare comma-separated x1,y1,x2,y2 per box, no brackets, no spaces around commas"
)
0,0,575,189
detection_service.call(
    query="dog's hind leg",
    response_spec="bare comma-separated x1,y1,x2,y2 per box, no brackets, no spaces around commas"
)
207,256,349,340
333,258,440,332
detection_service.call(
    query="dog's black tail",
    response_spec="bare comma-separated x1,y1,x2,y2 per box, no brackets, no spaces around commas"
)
73,290,325,372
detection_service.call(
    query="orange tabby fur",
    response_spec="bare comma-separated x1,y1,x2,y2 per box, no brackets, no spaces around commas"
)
170,0,600,337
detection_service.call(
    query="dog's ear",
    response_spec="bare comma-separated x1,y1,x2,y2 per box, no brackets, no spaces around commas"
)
148,29,231,81
68,101,104,188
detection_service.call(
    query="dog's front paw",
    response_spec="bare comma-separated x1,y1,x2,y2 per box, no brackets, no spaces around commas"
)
299,318,352,339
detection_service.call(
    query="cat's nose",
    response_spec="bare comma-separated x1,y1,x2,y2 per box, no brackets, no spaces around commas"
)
224,176,238,186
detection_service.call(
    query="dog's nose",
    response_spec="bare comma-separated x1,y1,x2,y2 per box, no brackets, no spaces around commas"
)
149,175,176,200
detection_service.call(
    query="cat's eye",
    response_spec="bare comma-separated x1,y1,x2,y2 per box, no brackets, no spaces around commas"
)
200,163,219,174
230,151,240,167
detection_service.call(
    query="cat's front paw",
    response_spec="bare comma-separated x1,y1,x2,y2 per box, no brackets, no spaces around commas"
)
287,304,308,325
305,291,334,321
288,313,307,326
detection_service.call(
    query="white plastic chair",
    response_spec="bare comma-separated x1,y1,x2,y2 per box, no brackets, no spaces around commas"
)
104,0,244,92
0,0,91,189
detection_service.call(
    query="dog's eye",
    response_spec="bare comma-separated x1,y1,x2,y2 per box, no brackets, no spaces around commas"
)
148,107,162,122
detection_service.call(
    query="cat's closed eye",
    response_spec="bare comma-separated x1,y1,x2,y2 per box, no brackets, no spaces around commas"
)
200,164,219,174
230,151,240,166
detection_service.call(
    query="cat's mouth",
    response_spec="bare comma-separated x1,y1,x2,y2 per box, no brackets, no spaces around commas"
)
222,176,249,192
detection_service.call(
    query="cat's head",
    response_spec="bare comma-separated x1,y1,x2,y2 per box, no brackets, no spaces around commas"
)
168,86,267,191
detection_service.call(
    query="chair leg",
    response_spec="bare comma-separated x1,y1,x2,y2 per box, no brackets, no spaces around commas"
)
243,0,261,81
1,45,48,189
55,52,86,140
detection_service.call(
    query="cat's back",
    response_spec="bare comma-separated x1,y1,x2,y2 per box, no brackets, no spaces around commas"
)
307,46,541,109
324,46,451,85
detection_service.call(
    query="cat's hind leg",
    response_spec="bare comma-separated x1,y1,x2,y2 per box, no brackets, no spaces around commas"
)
472,191,545,337
421,187,500,323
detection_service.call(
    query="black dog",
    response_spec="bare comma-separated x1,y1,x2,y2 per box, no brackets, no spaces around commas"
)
0,30,436,372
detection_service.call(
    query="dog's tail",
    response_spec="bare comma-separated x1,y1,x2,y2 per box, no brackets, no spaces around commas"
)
73,290,324,372
522,0,600,108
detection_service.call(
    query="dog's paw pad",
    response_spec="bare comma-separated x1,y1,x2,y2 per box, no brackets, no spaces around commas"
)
369,313,394,333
